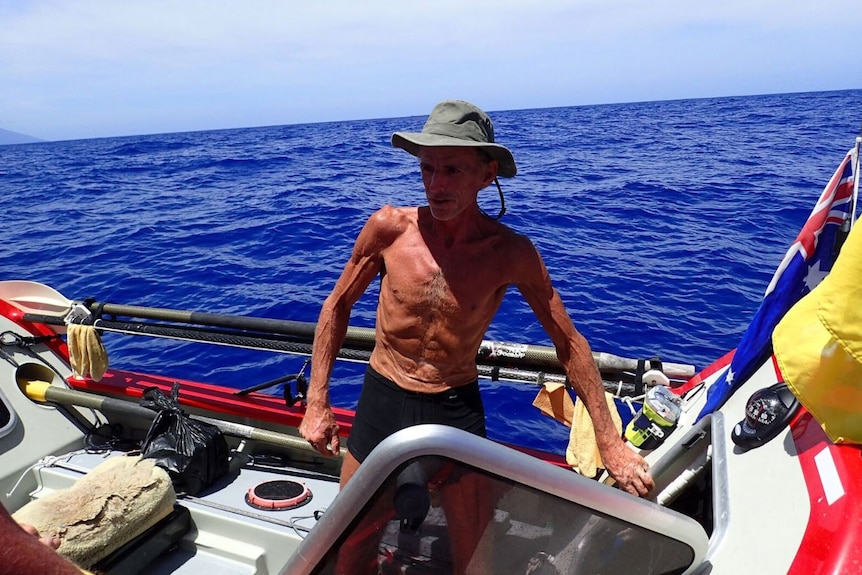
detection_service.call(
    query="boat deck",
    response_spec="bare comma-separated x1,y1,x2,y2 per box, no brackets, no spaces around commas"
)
19,447,340,574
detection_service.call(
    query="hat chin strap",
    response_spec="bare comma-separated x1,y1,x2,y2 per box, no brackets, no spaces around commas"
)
480,177,506,220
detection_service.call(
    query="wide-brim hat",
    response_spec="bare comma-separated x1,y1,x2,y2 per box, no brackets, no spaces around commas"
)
773,221,862,444
392,100,517,178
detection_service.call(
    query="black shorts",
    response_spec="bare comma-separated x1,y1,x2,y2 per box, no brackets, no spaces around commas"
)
347,365,486,463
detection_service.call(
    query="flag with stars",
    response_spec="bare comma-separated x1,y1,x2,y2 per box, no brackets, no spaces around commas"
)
698,149,856,418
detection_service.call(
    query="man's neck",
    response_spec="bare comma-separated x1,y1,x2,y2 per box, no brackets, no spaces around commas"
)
420,205,489,247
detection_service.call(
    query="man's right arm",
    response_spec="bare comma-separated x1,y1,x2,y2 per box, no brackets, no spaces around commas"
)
1,504,84,575
299,207,401,456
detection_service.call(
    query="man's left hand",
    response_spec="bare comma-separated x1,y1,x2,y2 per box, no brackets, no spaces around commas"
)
602,442,654,497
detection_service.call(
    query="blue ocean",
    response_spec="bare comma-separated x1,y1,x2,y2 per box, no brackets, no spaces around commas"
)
1,89,860,454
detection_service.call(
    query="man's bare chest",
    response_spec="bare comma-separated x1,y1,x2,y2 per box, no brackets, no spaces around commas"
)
381,239,505,315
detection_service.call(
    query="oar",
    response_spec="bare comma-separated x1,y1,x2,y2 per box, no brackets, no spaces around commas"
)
0,280,72,316
4,281,696,379
77,301,695,378
20,376,345,457
86,302,377,349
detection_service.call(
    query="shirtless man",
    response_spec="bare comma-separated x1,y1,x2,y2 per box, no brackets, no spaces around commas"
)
299,100,653,498
0,503,83,575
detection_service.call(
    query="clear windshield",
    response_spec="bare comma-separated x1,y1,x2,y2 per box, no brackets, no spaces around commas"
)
311,455,696,575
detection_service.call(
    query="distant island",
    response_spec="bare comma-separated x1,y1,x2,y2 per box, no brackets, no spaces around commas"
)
0,128,43,145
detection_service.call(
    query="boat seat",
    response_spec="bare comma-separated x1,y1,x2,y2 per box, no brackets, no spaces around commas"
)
93,504,191,575
13,454,179,572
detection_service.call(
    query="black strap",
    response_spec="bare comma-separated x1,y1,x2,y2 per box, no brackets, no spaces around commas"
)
634,356,664,396
635,359,646,396
0,331,62,349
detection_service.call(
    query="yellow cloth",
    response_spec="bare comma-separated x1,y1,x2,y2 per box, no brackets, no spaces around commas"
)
774,222,862,444
13,455,175,570
532,381,575,427
566,392,623,478
67,324,108,381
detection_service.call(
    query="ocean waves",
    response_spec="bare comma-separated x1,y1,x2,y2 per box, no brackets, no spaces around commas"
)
1,88,860,452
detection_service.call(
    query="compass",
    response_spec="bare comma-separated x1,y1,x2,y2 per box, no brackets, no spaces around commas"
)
731,382,800,451
745,394,780,427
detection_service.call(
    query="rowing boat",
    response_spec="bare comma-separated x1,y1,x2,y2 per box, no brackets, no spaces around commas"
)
0,141,859,574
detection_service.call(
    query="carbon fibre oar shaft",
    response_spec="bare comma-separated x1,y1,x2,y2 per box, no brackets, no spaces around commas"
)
23,304,695,378
87,302,377,349
21,379,342,456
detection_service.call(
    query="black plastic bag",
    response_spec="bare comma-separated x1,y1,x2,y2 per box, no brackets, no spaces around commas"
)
140,383,229,495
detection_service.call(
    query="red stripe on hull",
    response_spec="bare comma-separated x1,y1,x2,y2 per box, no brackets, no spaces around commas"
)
67,368,356,436
788,412,862,574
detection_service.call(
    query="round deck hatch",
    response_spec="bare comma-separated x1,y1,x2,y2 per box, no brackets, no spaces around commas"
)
245,480,312,510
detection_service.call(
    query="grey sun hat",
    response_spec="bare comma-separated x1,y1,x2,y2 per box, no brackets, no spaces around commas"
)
392,100,517,178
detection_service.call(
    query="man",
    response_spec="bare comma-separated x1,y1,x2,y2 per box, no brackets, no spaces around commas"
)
0,503,84,575
299,99,653,497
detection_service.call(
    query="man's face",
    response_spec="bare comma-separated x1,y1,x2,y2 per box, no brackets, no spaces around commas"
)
418,147,496,221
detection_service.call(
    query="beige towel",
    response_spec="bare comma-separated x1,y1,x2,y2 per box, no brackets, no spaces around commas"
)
13,455,175,569
67,323,108,381
532,381,575,427
566,392,623,478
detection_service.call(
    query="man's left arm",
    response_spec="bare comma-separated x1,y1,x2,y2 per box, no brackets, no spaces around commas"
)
512,238,653,497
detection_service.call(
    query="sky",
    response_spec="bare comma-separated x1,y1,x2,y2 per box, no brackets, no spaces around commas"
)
2,0,861,142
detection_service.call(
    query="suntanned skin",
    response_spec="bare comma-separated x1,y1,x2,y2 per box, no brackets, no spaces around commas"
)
299,146,654,497
0,504,83,575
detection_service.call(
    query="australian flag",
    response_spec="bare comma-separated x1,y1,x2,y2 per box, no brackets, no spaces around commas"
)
698,149,857,418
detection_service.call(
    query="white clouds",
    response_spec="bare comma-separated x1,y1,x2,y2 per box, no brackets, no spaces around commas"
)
1,0,859,140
